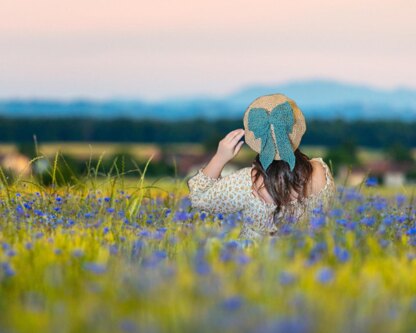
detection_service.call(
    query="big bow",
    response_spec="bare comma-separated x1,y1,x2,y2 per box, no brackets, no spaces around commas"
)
247,101,295,171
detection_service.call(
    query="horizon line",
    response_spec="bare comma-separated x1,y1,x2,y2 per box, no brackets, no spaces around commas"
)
0,77,415,102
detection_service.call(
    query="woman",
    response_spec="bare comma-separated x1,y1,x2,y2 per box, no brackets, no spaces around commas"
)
187,93,336,239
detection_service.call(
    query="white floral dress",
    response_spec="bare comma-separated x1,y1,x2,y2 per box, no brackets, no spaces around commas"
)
187,157,337,240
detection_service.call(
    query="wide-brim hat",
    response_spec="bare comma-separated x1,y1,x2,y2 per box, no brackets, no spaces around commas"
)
243,93,306,171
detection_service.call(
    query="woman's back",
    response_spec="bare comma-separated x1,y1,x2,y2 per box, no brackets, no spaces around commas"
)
187,156,336,240
251,158,329,205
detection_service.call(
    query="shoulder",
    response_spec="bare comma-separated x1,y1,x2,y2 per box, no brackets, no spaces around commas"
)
231,167,255,185
308,157,332,196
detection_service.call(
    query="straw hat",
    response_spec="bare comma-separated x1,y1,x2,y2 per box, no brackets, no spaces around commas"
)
243,93,306,171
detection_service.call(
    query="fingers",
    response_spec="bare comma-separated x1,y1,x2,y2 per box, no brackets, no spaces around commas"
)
224,129,244,141
233,140,244,155
230,131,244,148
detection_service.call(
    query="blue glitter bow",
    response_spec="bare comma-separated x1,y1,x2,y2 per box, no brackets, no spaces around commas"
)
247,101,295,171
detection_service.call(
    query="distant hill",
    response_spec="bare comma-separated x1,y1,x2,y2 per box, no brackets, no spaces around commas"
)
1,79,416,121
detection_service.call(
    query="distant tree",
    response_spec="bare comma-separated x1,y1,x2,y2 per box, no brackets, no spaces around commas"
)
324,139,360,176
203,134,222,153
17,142,37,159
384,142,414,163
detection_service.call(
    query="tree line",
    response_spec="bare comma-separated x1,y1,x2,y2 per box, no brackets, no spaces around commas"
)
0,117,415,148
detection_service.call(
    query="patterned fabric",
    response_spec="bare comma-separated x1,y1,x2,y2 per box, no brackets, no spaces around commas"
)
187,157,336,240
247,101,296,171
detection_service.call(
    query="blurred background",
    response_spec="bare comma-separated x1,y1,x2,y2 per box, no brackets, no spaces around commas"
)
0,0,415,187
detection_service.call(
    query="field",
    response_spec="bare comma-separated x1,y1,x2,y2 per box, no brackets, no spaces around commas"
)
0,153,416,333
3,142,410,163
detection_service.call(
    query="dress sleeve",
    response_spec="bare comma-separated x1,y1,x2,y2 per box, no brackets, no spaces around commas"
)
187,167,250,214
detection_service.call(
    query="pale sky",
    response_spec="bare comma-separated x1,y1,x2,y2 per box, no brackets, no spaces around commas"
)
0,0,415,100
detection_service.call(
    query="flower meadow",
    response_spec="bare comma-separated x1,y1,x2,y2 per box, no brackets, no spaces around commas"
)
0,171,415,333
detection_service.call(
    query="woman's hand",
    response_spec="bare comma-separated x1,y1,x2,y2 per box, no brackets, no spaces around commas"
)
201,129,245,179
215,129,245,164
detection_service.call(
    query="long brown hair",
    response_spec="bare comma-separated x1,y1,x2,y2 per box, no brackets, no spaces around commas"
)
251,148,313,220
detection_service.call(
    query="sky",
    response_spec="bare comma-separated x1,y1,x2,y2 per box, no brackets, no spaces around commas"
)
1,0,415,100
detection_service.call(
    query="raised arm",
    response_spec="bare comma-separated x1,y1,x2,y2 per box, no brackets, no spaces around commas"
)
201,129,245,179
187,129,247,214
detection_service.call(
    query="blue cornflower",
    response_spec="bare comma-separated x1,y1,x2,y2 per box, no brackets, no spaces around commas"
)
379,239,389,248
72,249,84,258
172,210,188,222
180,197,192,209
15,205,24,215
329,208,343,218
1,262,15,277
365,176,378,187
6,249,16,257
221,296,243,311
382,215,394,225
312,204,324,215
396,215,407,223
119,319,137,333
83,262,106,274
334,246,350,262
279,224,293,235
106,207,115,213
372,198,387,211
194,250,211,276
220,250,233,262
109,244,118,255
316,267,334,283
310,215,326,229
361,216,376,227
346,221,357,231
396,194,407,208
141,250,167,268
406,228,416,236
195,261,211,275
279,271,296,285
153,250,167,260
131,239,144,257
236,253,250,265
336,219,348,227
344,189,364,202
34,209,44,216
103,227,110,235
225,240,240,250
139,229,151,237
